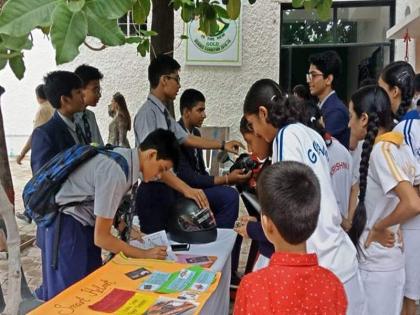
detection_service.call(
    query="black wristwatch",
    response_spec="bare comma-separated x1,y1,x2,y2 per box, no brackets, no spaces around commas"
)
221,140,225,151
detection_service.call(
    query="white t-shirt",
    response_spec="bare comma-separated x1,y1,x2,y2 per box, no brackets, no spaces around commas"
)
272,123,357,283
359,138,420,271
328,138,352,218
393,119,420,229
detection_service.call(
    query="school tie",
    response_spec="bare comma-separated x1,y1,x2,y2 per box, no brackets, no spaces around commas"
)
75,123,87,144
163,107,172,130
82,112,92,143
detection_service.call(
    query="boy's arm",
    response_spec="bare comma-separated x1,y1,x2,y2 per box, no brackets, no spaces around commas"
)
184,134,243,154
94,216,167,259
161,171,209,209
233,276,251,315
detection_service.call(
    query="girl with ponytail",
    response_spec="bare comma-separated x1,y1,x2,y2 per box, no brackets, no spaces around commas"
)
243,79,365,314
348,85,420,315
378,61,415,121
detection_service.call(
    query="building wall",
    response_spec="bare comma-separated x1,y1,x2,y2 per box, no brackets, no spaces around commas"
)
0,1,280,155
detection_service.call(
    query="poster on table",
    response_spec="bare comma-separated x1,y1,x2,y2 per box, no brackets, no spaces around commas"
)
185,4,242,66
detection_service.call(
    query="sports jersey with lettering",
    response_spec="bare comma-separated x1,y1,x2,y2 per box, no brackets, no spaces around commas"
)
272,123,357,283
328,138,352,218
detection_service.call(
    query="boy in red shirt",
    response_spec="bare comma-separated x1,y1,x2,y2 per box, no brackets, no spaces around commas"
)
234,161,347,315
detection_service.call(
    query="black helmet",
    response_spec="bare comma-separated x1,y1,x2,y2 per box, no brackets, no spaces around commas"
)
168,198,217,244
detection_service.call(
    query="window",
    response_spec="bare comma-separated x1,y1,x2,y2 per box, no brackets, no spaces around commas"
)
118,12,147,37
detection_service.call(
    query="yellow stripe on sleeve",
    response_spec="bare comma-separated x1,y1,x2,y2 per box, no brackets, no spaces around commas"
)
381,142,403,181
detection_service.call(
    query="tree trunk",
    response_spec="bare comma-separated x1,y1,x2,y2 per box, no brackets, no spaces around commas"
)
0,184,21,315
151,0,175,117
0,88,22,314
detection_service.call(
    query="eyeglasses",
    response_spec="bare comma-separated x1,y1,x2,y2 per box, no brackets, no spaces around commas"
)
306,72,324,82
165,75,181,84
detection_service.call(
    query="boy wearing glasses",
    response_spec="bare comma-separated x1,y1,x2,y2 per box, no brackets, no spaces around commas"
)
133,55,243,234
307,50,350,148
74,64,104,145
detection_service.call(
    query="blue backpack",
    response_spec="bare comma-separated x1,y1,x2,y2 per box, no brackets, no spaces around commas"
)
23,144,129,227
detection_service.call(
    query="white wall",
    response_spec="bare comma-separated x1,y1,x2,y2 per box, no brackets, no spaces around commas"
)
394,0,419,65
0,30,56,156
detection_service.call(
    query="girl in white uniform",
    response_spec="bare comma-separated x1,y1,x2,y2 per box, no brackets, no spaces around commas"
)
348,85,420,315
306,102,353,223
394,117,420,315
378,61,419,315
243,79,364,314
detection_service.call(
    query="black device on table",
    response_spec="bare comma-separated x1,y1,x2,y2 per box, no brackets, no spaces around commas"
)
171,243,190,251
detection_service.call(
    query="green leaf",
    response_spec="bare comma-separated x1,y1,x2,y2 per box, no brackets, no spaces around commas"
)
9,53,25,79
67,0,85,13
180,34,188,40
292,0,305,8
0,48,7,71
226,0,240,20
0,0,59,37
213,5,229,20
136,38,149,57
316,0,332,20
139,29,158,37
181,5,194,23
132,0,150,24
0,34,33,51
125,36,141,44
86,0,133,19
51,3,87,64
85,7,125,46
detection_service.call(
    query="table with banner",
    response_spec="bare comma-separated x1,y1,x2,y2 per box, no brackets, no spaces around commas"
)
28,228,237,315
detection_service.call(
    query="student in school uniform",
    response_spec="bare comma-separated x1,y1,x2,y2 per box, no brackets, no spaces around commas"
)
38,129,178,301
234,117,274,270
242,79,364,314
74,64,104,145
393,116,420,315
234,161,347,315
348,85,420,315
347,62,416,235
133,55,243,233
306,102,353,226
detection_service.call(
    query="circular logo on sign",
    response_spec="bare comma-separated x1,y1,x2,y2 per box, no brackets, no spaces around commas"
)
188,18,238,54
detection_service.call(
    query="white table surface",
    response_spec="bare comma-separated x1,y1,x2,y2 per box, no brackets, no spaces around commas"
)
170,228,237,315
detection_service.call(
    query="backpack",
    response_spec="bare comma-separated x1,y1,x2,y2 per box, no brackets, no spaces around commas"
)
23,144,129,227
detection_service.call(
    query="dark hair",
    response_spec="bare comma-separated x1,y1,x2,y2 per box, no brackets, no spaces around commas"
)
243,79,305,129
359,78,377,88
308,50,342,90
113,92,131,131
148,54,181,89
380,61,415,121
305,101,332,147
414,73,420,93
180,89,205,115
43,71,82,109
35,84,47,100
257,161,321,244
74,64,103,87
348,85,394,254
292,84,311,101
140,129,180,169
239,116,252,135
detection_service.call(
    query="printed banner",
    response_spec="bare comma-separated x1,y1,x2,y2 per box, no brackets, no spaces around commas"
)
28,253,221,315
